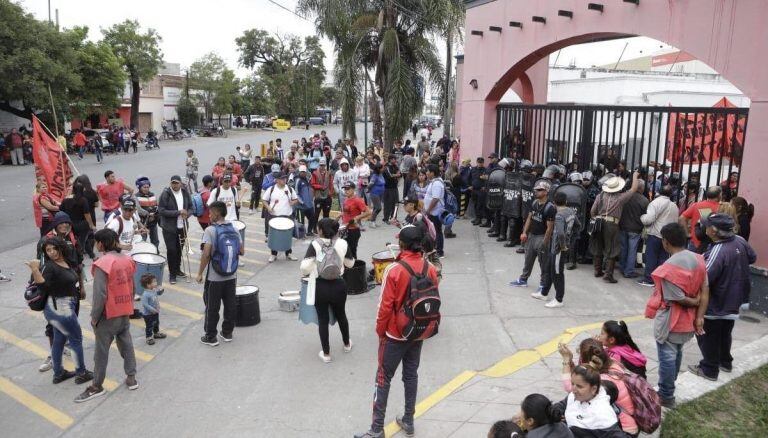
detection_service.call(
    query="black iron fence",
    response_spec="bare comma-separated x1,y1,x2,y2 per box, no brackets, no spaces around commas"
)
496,103,748,193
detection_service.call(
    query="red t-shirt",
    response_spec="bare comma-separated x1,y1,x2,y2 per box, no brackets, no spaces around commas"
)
681,199,719,247
343,197,367,230
97,180,126,212
198,189,212,225
73,132,87,147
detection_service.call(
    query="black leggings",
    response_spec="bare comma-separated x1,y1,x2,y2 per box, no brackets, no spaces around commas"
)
345,228,361,259
315,278,350,355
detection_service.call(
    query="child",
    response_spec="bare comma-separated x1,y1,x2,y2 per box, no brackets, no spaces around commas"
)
487,420,524,438
140,273,166,345
599,320,647,379
532,191,577,308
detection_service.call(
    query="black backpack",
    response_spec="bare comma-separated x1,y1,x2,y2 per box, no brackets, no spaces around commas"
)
395,260,441,341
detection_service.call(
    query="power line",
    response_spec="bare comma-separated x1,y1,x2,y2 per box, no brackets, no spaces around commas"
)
266,0,309,21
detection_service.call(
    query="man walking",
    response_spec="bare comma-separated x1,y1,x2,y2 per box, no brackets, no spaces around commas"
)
196,201,244,346
510,180,556,290
470,157,487,226
423,164,445,258
97,171,130,223
689,214,756,381
400,149,418,200
157,175,192,285
645,223,708,408
618,180,649,278
639,185,679,286
311,158,333,234
354,225,439,438
382,155,401,222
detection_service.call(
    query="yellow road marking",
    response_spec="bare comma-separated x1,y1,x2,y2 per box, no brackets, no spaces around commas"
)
0,327,118,391
164,283,203,298
0,376,74,429
78,302,181,338
383,315,645,436
160,302,203,320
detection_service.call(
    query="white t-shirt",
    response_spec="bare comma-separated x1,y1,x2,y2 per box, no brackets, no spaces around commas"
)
208,185,238,221
262,185,297,217
172,189,185,229
106,214,137,246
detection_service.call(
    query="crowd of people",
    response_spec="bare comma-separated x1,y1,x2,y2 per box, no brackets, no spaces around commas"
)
21,123,759,437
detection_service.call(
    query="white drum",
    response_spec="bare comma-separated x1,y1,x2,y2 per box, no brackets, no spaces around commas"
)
278,290,300,312
232,220,246,243
131,241,158,255
268,217,294,252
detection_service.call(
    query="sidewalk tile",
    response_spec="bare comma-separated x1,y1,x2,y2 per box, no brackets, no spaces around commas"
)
420,400,484,422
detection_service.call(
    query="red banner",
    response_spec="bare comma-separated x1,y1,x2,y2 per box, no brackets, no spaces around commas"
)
666,98,745,172
32,115,72,203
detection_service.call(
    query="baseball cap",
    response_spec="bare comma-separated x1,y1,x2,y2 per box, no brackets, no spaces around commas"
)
121,198,136,209
488,152,499,159
534,180,551,191
398,224,424,247
298,165,308,172
170,175,182,183
270,164,281,173
700,213,734,232
222,174,232,181
342,181,356,190
319,157,327,165
275,172,288,180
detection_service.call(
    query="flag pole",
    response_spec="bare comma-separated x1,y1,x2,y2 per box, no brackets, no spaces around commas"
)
47,84,59,137
34,114,81,176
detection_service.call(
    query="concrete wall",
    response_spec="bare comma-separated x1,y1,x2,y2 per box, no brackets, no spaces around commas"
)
459,0,768,264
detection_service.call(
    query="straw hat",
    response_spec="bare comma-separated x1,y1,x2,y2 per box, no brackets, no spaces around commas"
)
602,176,626,193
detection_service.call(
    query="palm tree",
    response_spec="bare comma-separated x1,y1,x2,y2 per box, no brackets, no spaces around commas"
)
298,0,463,151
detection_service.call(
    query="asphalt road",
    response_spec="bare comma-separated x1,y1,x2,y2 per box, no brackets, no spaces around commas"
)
0,123,386,252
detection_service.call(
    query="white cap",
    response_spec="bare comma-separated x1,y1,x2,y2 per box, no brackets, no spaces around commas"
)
298,165,307,172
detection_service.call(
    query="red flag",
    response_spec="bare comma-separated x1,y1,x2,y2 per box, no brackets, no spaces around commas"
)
32,115,72,203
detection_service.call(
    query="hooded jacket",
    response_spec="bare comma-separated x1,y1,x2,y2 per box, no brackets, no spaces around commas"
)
38,212,83,269
704,235,756,317
376,250,439,340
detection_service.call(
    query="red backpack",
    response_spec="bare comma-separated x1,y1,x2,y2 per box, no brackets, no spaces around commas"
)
394,260,441,341
608,368,661,434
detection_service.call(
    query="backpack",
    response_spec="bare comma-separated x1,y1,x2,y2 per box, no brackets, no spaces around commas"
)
24,261,47,311
607,369,661,434
210,223,241,276
214,186,236,202
554,209,577,253
443,187,458,215
191,192,205,217
394,260,441,341
312,239,343,280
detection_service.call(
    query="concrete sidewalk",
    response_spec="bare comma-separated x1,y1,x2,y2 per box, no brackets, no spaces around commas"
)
386,224,768,437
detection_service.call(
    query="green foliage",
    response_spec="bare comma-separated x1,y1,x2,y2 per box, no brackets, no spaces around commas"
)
70,40,127,117
176,96,199,130
236,29,326,119
189,53,240,122
298,0,462,149
661,363,768,437
101,20,163,83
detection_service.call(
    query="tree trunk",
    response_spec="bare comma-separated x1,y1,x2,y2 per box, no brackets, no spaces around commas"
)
367,76,383,149
130,80,141,130
443,31,453,138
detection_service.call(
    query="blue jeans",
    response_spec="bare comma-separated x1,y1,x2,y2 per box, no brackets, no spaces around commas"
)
44,296,86,376
644,235,668,282
656,340,685,401
619,231,641,277
94,146,103,162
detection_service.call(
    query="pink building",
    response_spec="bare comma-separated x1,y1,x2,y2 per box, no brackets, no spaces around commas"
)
456,0,768,264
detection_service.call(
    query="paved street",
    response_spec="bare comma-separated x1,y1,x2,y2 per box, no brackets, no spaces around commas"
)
1,126,766,437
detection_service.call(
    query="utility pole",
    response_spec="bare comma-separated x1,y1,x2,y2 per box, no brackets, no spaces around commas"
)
47,0,51,24
363,77,368,149
304,63,308,125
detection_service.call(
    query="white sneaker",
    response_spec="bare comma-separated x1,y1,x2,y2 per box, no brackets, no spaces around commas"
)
344,340,353,353
530,292,548,301
286,254,298,261
134,294,141,301
39,356,52,372
248,209,254,215
545,299,564,308
318,351,332,363
370,222,377,229
268,255,277,263
238,261,245,267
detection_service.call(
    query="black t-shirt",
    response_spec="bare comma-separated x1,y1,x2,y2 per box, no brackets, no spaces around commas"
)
83,189,98,222
61,196,90,223
529,200,556,235
40,260,80,298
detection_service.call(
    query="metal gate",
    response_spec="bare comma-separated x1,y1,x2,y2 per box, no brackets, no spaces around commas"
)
496,103,748,195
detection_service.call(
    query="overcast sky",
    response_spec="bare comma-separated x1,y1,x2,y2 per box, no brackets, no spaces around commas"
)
23,0,677,81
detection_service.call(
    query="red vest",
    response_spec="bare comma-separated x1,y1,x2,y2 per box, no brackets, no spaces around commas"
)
92,252,135,319
645,253,706,333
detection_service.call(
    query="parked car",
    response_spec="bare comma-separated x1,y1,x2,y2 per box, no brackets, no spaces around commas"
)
309,117,325,125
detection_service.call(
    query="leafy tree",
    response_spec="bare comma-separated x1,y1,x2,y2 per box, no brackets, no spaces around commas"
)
70,37,127,120
213,69,240,124
298,0,462,149
189,53,227,122
236,29,325,119
241,75,276,116
176,96,199,129
102,20,163,130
